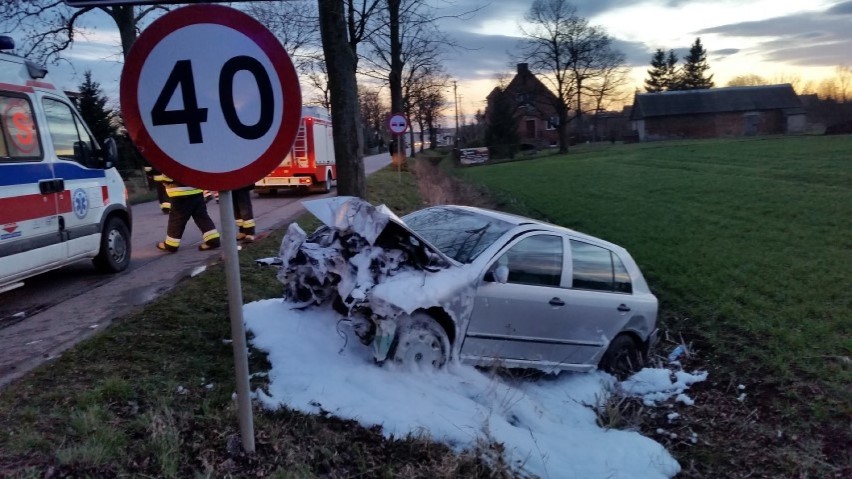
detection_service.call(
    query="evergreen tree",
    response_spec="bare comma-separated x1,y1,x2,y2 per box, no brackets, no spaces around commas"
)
485,88,519,158
77,70,117,143
644,49,667,92
678,38,714,90
665,49,680,90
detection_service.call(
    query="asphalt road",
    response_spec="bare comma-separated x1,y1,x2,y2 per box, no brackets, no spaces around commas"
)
0,152,391,388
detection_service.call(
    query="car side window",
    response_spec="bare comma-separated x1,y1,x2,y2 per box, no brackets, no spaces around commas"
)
0,94,42,161
41,97,94,164
498,234,563,287
570,240,632,294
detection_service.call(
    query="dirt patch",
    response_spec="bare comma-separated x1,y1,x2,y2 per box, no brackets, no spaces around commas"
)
410,158,500,209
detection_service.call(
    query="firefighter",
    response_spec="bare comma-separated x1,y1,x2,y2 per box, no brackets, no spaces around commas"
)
143,165,170,214
153,173,221,252
232,185,256,243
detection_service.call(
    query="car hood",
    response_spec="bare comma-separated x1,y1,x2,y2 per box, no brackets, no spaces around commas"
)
302,196,456,266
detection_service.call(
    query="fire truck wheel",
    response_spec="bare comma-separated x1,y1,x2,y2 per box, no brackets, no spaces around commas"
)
93,216,131,273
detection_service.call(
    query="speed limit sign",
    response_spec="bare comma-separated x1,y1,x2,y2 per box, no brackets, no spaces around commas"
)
120,4,301,191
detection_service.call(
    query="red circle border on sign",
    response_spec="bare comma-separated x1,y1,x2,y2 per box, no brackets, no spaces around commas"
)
387,113,408,135
120,4,302,192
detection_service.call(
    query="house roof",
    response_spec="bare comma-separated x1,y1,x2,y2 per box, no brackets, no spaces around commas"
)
630,84,805,120
504,65,560,105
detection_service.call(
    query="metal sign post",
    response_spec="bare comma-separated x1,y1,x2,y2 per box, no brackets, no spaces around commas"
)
218,190,254,452
387,113,409,180
120,4,302,453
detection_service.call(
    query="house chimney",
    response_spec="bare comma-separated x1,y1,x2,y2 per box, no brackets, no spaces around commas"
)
517,63,529,74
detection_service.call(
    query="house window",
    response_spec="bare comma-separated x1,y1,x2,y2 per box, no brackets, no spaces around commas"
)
525,119,536,138
546,116,559,130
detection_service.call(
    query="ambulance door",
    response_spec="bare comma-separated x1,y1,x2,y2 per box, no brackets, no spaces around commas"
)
0,91,64,283
40,96,105,259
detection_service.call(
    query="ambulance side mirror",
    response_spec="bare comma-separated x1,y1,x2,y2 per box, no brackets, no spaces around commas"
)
101,137,118,169
73,140,92,166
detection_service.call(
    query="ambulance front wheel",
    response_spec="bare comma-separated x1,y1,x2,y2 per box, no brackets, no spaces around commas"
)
94,216,131,273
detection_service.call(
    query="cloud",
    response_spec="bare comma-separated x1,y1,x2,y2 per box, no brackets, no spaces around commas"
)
442,29,522,80
697,3,852,67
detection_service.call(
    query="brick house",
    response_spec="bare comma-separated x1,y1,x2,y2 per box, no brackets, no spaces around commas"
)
630,84,806,141
486,63,560,149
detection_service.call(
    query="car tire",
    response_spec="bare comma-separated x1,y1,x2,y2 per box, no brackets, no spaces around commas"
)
599,334,643,380
390,312,450,369
93,216,131,273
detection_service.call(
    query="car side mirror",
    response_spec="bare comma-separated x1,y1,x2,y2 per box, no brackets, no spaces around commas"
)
100,137,118,169
494,265,509,283
73,140,92,166
484,265,509,284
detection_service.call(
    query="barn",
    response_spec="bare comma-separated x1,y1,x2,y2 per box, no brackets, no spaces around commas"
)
630,84,806,141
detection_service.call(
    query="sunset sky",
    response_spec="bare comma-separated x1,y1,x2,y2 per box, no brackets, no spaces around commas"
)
15,0,852,120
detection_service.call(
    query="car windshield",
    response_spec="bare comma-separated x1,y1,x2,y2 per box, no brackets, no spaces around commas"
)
402,207,514,263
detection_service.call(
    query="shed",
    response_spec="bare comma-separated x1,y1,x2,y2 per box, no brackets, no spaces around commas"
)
630,84,806,141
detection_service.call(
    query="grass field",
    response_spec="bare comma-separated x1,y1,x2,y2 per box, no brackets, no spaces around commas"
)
456,135,851,475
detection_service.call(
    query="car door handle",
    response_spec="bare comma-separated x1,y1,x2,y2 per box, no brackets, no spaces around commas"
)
549,297,565,306
617,304,631,312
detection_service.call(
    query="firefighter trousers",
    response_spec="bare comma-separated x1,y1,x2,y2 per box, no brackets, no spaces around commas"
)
232,186,255,238
162,194,221,251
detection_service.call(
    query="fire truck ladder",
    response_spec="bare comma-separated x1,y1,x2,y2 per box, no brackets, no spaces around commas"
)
293,124,309,167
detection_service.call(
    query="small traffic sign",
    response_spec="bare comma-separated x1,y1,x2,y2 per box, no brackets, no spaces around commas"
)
120,4,302,191
387,113,409,135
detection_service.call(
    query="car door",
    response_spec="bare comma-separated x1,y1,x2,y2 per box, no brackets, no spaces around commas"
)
39,95,106,259
0,91,66,285
461,233,586,367
560,239,638,365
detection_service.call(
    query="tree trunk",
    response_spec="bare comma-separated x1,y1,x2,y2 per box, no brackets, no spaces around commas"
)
110,6,137,59
557,102,570,154
318,0,366,197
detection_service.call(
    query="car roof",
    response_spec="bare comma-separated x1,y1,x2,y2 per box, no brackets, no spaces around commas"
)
424,205,629,253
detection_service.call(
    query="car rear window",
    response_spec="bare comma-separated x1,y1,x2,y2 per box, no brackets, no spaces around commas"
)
570,240,633,294
403,207,514,263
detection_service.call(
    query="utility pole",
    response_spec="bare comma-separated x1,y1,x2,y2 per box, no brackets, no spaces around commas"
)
453,80,459,148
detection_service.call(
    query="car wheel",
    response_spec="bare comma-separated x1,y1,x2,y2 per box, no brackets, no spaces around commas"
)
599,334,643,380
93,216,131,273
390,312,450,369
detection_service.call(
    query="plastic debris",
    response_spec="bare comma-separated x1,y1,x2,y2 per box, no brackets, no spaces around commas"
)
668,344,686,362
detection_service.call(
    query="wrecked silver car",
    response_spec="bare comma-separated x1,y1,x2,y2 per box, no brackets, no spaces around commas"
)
265,197,659,378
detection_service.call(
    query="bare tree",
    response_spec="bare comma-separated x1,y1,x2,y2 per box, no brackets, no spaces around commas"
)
363,0,466,159
727,74,769,87
0,1,168,63
305,59,332,111
519,0,624,149
517,0,578,152
243,1,320,74
585,48,630,140
359,84,387,151
835,65,851,103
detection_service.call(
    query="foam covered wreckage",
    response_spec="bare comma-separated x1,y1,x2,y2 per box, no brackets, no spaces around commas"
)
270,197,451,356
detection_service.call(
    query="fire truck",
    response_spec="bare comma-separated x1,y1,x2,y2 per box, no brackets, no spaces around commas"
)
255,106,336,194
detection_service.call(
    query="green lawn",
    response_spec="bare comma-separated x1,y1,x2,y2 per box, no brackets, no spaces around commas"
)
456,135,851,471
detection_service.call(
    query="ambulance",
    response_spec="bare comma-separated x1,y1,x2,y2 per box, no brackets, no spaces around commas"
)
0,36,132,294
255,106,336,194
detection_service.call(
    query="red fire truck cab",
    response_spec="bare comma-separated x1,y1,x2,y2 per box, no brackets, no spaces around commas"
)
256,106,336,194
